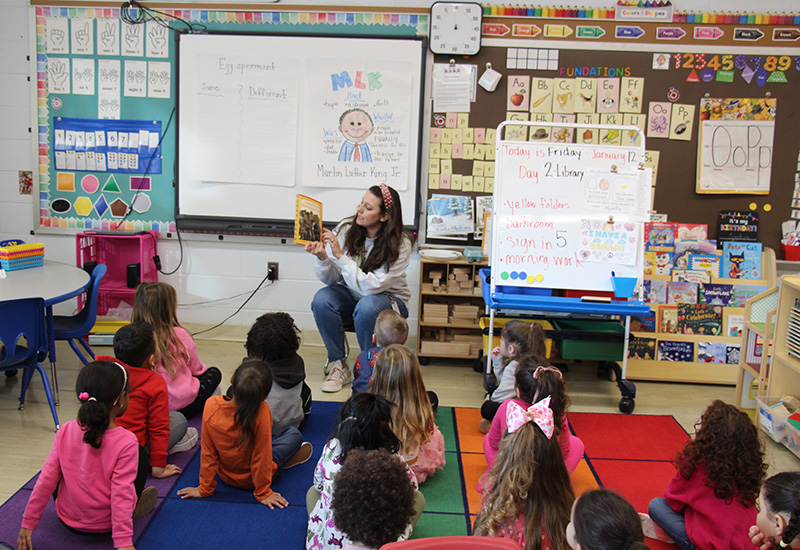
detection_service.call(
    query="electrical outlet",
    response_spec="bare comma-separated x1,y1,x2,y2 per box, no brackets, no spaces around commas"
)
267,262,279,281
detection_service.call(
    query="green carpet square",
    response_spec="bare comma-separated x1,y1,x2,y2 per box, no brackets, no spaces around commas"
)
437,406,457,451
412,512,470,538
419,454,466,513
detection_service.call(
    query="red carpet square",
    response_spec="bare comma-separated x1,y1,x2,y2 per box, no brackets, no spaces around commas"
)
588,458,677,513
570,412,689,461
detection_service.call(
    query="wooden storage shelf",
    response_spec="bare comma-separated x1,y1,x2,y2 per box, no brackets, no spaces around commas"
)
735,285,778,408
766,276,800,399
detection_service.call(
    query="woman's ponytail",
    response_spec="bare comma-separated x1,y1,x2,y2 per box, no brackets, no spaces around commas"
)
76,361,128,448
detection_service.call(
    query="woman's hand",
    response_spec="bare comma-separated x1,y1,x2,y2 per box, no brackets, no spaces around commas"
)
151,464,181,478
321,229,343,260
748,525,774,550
305,241,328,261
177,486,202,499
260,492,288,509
17,527,33,550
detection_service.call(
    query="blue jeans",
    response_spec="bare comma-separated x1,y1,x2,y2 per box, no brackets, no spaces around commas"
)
272,426,303,478
311,284,408,362
649,497,695,550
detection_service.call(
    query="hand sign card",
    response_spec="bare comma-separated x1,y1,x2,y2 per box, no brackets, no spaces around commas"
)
70,18,94,55
146,21,169,58
121,21,144,57
46,18,69,54
148,62,171,99
48,57,70,94
72,58,95,95
97,20,120,56
124,60,147,97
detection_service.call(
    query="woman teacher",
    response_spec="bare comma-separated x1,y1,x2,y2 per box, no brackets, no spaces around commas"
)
305,184,412,393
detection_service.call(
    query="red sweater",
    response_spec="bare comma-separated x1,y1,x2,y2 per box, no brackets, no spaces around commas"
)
98,355,171,468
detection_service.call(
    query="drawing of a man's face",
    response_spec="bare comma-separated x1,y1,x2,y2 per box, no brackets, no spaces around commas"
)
339,109,374,143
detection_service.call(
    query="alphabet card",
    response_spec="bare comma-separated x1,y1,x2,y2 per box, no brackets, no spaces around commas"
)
507,75,530,111
576,114,599,144
600,114,623,145
647,102,672,138
529,78,553,113
622,114,646,146
669,104,695,141
552,78,575,113
597,78,620,114
619,77,644,113
574,78,596,113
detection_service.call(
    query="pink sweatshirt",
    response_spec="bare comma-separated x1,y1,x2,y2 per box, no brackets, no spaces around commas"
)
155,326,209,411
22,421,139,549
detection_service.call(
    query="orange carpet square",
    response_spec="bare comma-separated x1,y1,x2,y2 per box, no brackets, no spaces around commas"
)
454,407,485,454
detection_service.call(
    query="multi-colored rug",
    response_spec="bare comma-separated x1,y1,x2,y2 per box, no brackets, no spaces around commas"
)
0,403,689,549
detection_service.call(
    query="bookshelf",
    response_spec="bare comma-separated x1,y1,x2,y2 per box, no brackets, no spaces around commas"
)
734,286,778,408
768,275,800,400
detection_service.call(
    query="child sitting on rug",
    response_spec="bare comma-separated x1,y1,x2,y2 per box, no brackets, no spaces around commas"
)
644,399,766,550
474,395,574,550
177,360,312,508
97,322,195,479
480,320,547,431
483,355,584,473
132,282,222,418
749,471,800,550
352,309,407,394
368,345,445,483
566,489,649,550
330,448,418,550
245,312,312,431
18,361,158,550
306,393,423,550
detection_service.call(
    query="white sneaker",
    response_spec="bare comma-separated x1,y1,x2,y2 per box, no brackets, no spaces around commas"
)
321,360,352,393
168,427,198,454
639,513,675,544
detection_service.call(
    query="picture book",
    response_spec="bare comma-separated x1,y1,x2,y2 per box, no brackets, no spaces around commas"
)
699,283,734,306
677,303,723,336
644,222,677,250
667,281,698,304
644,251,656,276
730,284,769,307
652,250,674,276
643,279,668,304
427,195,475,236
474,196,493,239
673,239,717,270
726,313,745,338
726,344,741,365
671,269,711,284
294,194,322,246
658,340,694,362
631,314,656,332
718,210,759,244
628,336,656,360
698,342,727,364
722,241,762,280
688,253,721,278
677,223,708,242
658,305,678,333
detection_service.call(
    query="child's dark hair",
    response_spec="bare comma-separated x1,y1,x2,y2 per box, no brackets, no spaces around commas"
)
332,448,416,548
676,399,766,507
515,355,569,437
501,321,546,358
762,472,800,547
332,393,400,462
245,312,301,362
572,489,649,550
231,360,274,450
76,361,128,448
113,321,156,368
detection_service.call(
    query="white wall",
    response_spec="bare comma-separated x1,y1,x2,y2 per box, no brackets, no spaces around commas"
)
0,0,796,332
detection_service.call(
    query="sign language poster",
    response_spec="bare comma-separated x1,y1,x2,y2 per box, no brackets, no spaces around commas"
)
303,58,413,190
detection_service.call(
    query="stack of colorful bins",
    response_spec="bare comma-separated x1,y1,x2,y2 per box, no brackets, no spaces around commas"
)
0,241,45,271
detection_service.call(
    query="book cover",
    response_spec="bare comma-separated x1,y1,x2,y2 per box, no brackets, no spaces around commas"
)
718,210,759,244
644,222,677,250
671,269,711,284
658,305,678,333
730,284,769,307
658,340,694,362
631,314,656,332
677,303,723,335
653,250,674,276
294,194,322,245
628,336,656,360
677,223,708,242
726,345,741,365
699,283,734,306
643,280,668,304
722,241,762,280
698,341,727,364
725,314,745,338
644,251,656,276
673,239,717,270
427,195,475,235
667,281,698,304
688,253,721,278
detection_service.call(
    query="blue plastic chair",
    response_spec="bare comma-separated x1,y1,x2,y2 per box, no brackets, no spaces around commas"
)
52,263,107,366
0,297,60,429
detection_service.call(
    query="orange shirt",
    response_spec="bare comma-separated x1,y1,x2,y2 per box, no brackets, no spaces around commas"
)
198,395,277,501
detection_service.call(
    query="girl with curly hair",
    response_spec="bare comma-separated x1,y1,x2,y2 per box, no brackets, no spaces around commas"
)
368,344,445,483
645,399,767,550
749,471,800,550
245,312,312,431
474,396,575,550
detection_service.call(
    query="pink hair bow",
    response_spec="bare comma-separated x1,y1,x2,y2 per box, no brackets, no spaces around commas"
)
506,397,554,439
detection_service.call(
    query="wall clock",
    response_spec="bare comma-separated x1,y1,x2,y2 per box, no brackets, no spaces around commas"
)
429,1,483,56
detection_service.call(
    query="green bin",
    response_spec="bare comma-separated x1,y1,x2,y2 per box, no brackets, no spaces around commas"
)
553,319,625,361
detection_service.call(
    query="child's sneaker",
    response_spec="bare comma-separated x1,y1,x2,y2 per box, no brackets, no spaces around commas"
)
639,513,675,543
285,442,313,469
133,486,158,519
169,427,198,454
478,419,492,434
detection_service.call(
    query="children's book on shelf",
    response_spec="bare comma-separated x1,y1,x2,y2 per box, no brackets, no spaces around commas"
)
699,283,734,306
667,281,698,304
722,241,762,280
628,336,656,360
673,239,717,270
677,303,723,336
643,279,668,304
644,251,656,275
698,342,727,364
294,194,322,245
725,313,745,338
427,195,475,236
658,305,678,333
644,222,677,249
677,223,708,242
658,340,694,362
688,253,721,278
726,345,741,365
671,269,711,284
718,210,759,244
653,250,674,276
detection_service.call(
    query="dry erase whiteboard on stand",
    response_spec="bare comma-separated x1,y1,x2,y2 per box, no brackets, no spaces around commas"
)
175,32,426,235
491,121,651,293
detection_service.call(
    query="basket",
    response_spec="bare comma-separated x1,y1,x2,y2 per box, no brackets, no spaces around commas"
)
782,243,800,261
756,396,792,443
553,319,625,361
0,255,44,271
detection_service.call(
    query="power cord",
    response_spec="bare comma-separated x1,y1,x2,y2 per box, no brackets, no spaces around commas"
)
191,274,274,337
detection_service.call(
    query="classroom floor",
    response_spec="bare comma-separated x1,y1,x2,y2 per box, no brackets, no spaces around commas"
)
1,330,797,506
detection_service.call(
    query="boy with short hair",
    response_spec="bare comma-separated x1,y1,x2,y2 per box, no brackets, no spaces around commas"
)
351,309,408,394
97,322,196,479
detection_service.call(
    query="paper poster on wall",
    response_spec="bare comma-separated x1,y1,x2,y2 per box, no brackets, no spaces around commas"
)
46,18,69,54
145,21,169,58
580,218,638,265
70,19,94,55
48,57,70,95
72,58,95,95
697,98,776,194
147,62,170,99
97,20,119,56
190,53,299,186
124,60,147,97
98,59,121,119
303,58,413,190
121,21,144,57
432,63,471,113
